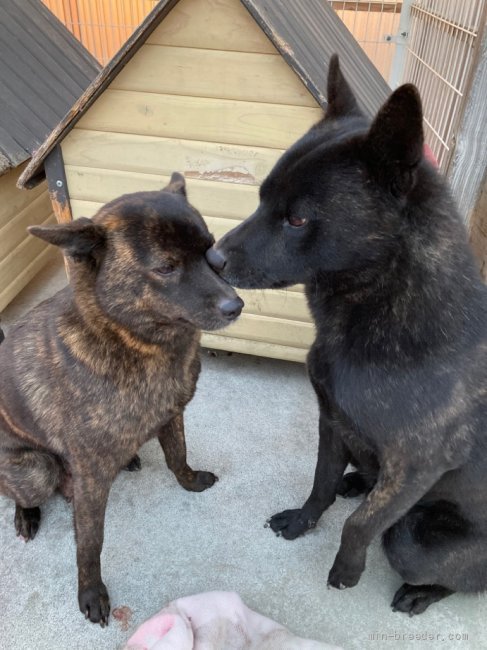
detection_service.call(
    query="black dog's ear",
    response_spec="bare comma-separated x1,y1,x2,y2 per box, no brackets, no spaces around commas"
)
164,171,187,197
28,217,105,257
324,54,361,121
364,84,424,197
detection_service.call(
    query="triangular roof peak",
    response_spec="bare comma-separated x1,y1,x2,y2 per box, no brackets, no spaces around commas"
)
18,0,389,189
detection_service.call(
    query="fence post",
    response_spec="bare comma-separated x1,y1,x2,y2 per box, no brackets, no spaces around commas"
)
447,15,487,225
389,0,413,88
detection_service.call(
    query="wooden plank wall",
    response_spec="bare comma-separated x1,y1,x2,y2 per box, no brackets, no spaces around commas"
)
0,164,56,312
61,0,321,361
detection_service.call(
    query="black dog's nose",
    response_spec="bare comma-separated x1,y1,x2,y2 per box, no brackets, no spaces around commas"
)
206,247,226,271
219,297,244,320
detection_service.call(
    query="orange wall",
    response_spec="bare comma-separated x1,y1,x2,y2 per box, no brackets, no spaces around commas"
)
43,0,399,79
42,0,157,64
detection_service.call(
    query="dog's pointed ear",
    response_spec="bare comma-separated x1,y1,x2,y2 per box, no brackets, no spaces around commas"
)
164,171,186,197
28,217,105,257
364,84,424,196
324,54,361,121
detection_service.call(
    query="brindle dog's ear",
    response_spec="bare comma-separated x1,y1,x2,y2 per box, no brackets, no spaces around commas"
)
323,54,362,122
364,84,424,197
28,217,105,258
164,171,187,197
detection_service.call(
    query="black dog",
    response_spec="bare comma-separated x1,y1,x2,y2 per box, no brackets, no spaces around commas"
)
208,55,487,614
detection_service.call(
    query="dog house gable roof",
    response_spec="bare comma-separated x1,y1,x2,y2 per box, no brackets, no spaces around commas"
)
18,0,390,189
0,0,100,177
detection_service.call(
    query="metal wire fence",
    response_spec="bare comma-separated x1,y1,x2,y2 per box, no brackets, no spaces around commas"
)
402,0,486,171
328,1,403,80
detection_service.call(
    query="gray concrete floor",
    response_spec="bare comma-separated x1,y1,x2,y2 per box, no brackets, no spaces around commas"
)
0,256,485,650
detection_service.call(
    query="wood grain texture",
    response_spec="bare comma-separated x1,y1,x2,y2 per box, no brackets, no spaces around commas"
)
201,333,307,362
147,0,276,53
62,129,283,186
469,175,487,280
0,165,46,228
110,44,318,107
0,164,55,309
215,312,314,348
66,167,260,219
0,213,56,312
448,26,487,225
77,89,322,150
0,191,52,259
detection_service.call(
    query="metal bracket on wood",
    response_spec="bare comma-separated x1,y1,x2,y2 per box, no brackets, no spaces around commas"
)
44,145,73,278
44,145,72,224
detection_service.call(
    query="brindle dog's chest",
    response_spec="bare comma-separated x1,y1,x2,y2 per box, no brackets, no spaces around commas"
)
104,350,200,444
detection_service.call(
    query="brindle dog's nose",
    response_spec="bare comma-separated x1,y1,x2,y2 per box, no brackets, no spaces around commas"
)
219,297,244,320
206,246,226,271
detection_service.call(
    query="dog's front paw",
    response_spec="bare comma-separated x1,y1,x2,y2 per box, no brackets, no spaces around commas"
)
79,583,110,627
14,506,41,541
267,508,317,540
327,555,363,590
177,470,218,492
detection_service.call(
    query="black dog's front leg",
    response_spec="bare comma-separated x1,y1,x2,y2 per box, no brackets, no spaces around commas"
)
328,458,449,590
269,402,350,540
72,472,112,626
158,414,217,492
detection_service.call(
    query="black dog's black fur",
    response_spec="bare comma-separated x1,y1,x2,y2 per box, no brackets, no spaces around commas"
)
212,55,487,614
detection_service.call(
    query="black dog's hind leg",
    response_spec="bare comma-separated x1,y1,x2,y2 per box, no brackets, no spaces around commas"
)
269,387,350,540
158,414,217,492
337,451,379,498
391,584,453,616
328,458,452,590
383,501,487,615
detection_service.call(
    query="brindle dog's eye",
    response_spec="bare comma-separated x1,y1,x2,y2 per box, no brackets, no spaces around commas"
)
287,216,308,228
154,263,176,276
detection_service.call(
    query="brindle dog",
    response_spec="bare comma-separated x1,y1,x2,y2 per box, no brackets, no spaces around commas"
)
209,56,487,614
0,173,243,626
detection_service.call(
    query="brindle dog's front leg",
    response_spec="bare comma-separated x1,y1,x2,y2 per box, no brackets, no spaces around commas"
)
328,457,451,589
158,414,217,492
73,472,112,626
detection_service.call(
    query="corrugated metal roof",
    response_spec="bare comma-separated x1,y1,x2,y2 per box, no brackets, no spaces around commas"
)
242,0,390,117
18,0,390,189
0,0,100,174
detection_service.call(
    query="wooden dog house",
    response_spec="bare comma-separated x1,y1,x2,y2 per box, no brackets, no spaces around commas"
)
18,0,389,362
0,0,99,312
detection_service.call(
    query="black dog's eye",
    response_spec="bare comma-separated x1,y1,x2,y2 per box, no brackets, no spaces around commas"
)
154,263,176,276
286,216,308,228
